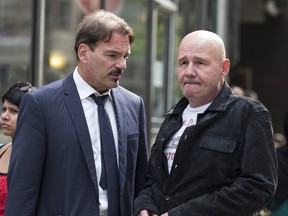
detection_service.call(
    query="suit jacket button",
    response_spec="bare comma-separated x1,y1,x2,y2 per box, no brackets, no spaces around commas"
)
165,195,170,201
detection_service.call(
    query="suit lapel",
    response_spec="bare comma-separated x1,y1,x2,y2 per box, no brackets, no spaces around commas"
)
61,77,127,197
111,88,127,195
63,74,99,192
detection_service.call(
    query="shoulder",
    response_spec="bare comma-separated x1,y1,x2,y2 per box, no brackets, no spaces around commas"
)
34,78,65,96
0,142,12,148
230,94,269,113
22,78,66,104
0,142,12,156
112,87,145,116
227,95,273,126
113,86,143,102
221,83,269,113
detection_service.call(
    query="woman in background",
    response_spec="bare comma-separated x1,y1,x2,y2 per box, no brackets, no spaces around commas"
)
0,81,35,215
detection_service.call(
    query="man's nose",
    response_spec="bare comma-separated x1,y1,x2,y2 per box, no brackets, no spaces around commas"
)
116,59,127,70
185,62,197,77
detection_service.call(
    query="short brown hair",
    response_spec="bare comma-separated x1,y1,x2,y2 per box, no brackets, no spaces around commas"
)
74,10,135,61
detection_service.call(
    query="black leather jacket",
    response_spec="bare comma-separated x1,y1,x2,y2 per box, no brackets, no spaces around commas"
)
134,83,277,216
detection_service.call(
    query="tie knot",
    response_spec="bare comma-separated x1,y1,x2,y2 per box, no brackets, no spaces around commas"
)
90,94,108,106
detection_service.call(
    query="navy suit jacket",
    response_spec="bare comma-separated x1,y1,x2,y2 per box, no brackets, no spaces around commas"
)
5,74,148,216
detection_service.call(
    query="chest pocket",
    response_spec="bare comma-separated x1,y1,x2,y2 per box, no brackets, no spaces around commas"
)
198,135,238,180
199,135,236,153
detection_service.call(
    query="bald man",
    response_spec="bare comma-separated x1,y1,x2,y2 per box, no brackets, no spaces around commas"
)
134,30,277,216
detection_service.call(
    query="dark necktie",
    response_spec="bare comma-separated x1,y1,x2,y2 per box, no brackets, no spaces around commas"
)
90,94,120,216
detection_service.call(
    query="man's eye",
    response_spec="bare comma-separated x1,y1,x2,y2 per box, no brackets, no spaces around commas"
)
108,54,116,57
196,61,204,65
179,61,187,66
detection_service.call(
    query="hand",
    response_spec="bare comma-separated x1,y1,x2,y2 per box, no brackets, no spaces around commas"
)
137,210,168,216
137,210,160,216
137,210,150,216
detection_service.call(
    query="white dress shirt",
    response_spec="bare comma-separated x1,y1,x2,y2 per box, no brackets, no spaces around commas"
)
73,67,119,215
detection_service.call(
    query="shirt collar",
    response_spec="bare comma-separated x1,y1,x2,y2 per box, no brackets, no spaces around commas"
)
73,67,112,100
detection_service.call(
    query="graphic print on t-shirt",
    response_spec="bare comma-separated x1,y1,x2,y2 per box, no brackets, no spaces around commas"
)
164,103,210,173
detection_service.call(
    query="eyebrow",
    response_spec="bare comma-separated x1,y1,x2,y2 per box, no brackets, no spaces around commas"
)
194,56,207,62
104,49,130,57
178,55,207,63
177,55,187,63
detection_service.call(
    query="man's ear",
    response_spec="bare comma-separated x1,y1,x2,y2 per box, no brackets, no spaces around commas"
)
221,58,230,77
77,44,89,63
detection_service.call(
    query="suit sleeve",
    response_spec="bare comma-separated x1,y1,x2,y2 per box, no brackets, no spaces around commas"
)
5,93,46,216
134,147,160,215
134,97,149,197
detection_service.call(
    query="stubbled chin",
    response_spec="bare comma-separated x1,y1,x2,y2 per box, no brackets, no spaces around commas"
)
182,84,200,96
112,79,120,85
109,79,120,88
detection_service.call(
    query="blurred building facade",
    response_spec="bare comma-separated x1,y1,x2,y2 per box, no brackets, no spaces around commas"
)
1,0,288,145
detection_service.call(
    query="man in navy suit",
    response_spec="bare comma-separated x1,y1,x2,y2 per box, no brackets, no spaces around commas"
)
5,10,148,216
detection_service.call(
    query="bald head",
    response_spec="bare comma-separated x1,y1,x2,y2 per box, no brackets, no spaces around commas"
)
177,30,230,107
178,30,226,61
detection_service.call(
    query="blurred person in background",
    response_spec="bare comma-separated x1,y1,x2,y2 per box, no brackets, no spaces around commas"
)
231,85,245,96
245,89,259,100
267,111,288,216
274,132,287,149
0,81,35,216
